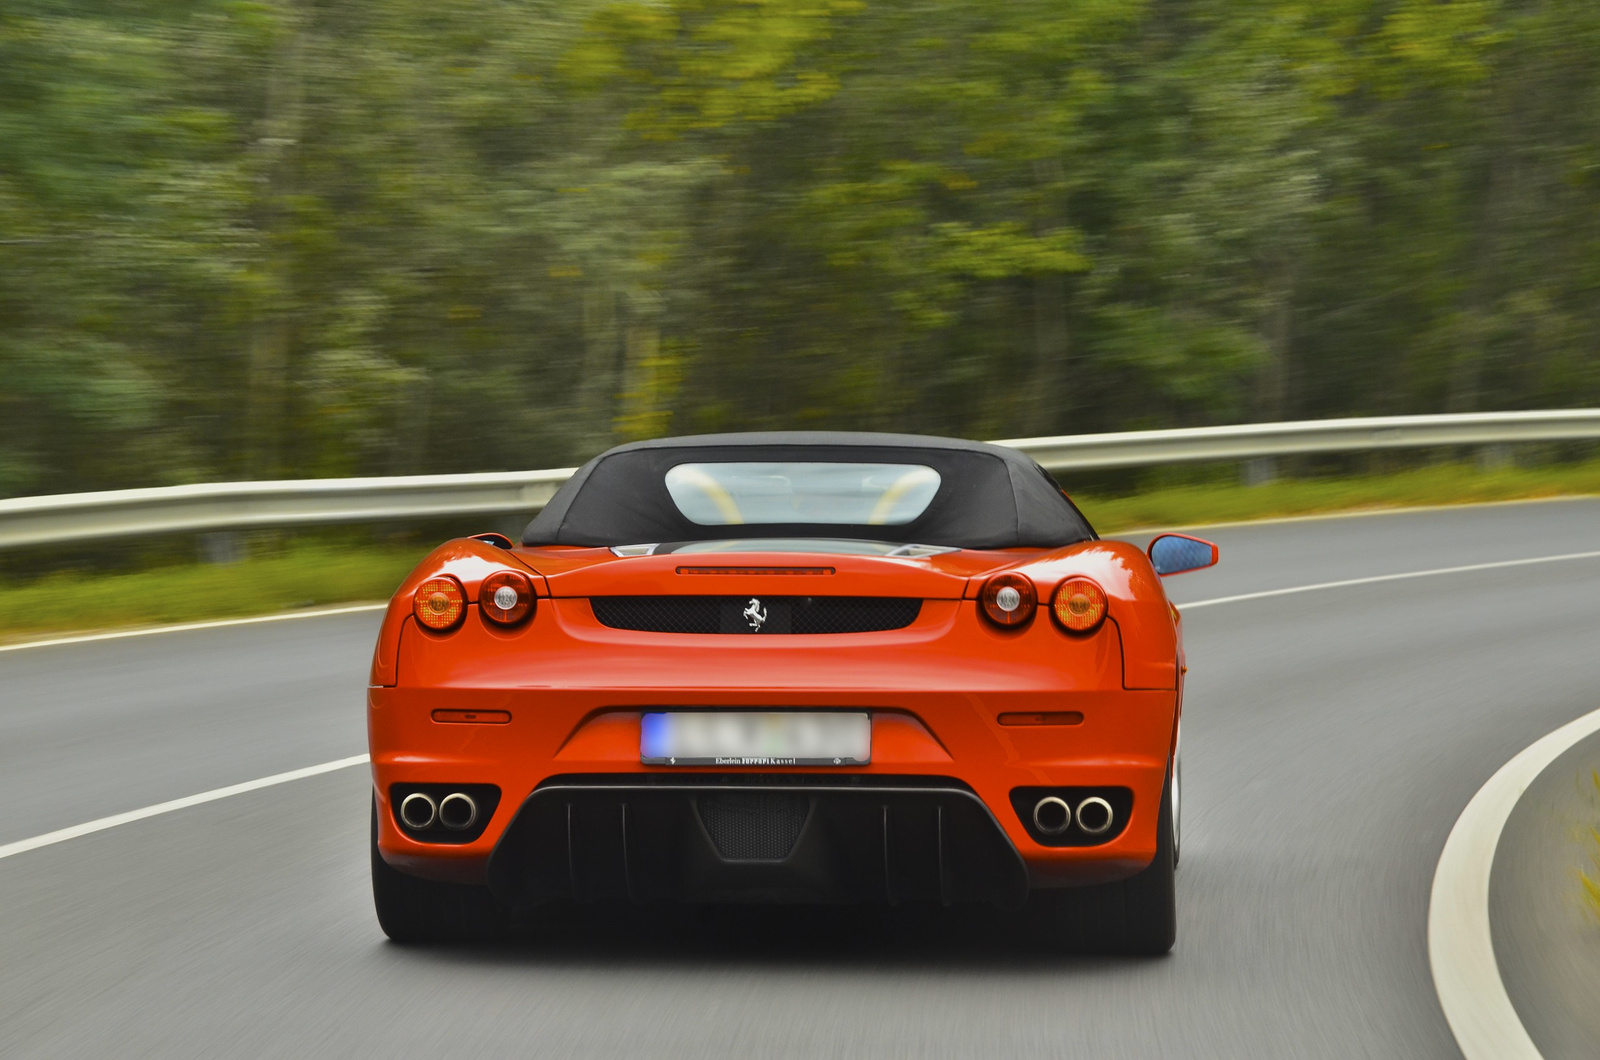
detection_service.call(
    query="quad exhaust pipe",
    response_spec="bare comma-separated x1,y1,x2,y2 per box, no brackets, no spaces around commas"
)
438,792,478,831
1031,795,1115,837
398,791,478,832
1075,796,1114,836
1032,796,1072,835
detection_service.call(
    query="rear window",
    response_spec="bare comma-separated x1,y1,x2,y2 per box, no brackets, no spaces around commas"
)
664,462,942,526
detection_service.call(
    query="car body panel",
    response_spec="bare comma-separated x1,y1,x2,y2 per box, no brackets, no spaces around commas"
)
368,534,1184,896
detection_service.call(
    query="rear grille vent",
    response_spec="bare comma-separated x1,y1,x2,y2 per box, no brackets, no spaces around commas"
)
589,596,921,634
593,596,720,634
790,598,921,634
697,792,810,860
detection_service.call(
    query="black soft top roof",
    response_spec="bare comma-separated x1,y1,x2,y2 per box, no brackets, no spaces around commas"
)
521,432,1096,550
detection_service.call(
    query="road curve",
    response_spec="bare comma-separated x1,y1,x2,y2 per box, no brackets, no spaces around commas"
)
0,499,1597,1058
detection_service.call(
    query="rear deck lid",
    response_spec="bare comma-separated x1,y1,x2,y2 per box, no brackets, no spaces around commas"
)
524,539,1010,599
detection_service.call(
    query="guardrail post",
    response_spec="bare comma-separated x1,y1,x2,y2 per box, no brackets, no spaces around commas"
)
1242,457,1278,487
199,531,244,565
1477,444,1514,471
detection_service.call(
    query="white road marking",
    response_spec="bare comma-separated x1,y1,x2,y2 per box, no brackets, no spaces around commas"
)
1181,550,1600,609
0,755,370,862
0,603,387,653
1428,707,1600,1060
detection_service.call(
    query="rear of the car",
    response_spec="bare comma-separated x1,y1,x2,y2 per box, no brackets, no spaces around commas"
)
367,434,1185,952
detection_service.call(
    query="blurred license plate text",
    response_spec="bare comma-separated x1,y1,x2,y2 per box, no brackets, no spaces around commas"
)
640,712,870,766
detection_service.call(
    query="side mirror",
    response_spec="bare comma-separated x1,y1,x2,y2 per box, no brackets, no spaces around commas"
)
1148,533,1218,576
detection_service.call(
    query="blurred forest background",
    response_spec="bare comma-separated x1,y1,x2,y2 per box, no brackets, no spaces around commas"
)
4,0,1600,500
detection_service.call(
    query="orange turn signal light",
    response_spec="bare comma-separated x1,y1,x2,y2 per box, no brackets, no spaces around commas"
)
413,576,466,631
980,573,1037,628
480,570,534,626
1052,577,1107,634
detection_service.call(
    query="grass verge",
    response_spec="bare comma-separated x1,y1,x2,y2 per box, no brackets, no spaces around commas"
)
0,458,1596,643
1078,458,1600,532
0,545,424,643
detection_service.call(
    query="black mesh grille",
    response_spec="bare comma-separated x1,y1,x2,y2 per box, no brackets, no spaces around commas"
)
589,596,921,634
696,792,810,860
791,597,921,633
591,596,722,633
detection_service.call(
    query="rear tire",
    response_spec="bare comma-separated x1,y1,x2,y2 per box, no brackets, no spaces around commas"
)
1028,764,1177,955
371,801,507,944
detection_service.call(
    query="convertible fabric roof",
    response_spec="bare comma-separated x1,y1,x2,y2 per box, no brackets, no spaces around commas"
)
521,432,1096,550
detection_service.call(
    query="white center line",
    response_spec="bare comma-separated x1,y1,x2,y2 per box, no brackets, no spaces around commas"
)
0,603,387,653
0,755,370,862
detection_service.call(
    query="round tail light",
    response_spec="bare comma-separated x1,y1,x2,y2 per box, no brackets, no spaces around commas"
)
1052,577,1107,634
980,573,1037,628
480,570,534,626
413,576,466,631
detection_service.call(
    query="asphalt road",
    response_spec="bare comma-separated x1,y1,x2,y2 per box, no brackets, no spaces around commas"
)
1,498,1597,1058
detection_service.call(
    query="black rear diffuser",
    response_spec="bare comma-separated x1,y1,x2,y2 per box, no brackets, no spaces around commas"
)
486,774,1028,909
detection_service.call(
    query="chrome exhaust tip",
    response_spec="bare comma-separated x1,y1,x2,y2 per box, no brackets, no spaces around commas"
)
1032,796,1072,836
1075,796,1114,836
438,792,478,832
399,792,438,830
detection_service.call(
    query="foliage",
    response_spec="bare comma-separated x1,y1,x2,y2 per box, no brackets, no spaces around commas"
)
3,0,1600,497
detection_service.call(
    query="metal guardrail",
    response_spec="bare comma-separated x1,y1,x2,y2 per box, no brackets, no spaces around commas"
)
990,409,1600,470
2,410,1597,549
0,470,577,549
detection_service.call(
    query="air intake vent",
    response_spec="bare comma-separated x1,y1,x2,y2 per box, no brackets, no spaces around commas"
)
697,792,810,860
589,596,921,634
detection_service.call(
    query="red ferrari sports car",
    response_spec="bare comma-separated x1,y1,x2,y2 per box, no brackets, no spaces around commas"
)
368,433,1216,952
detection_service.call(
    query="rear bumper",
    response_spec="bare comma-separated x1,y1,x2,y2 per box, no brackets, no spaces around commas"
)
369,685,1177,895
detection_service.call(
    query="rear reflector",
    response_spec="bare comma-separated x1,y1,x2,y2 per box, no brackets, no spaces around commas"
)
431,709,512,724
998,711,1084,726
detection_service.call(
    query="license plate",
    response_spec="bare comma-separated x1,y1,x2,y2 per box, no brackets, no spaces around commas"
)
641,711,871,766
